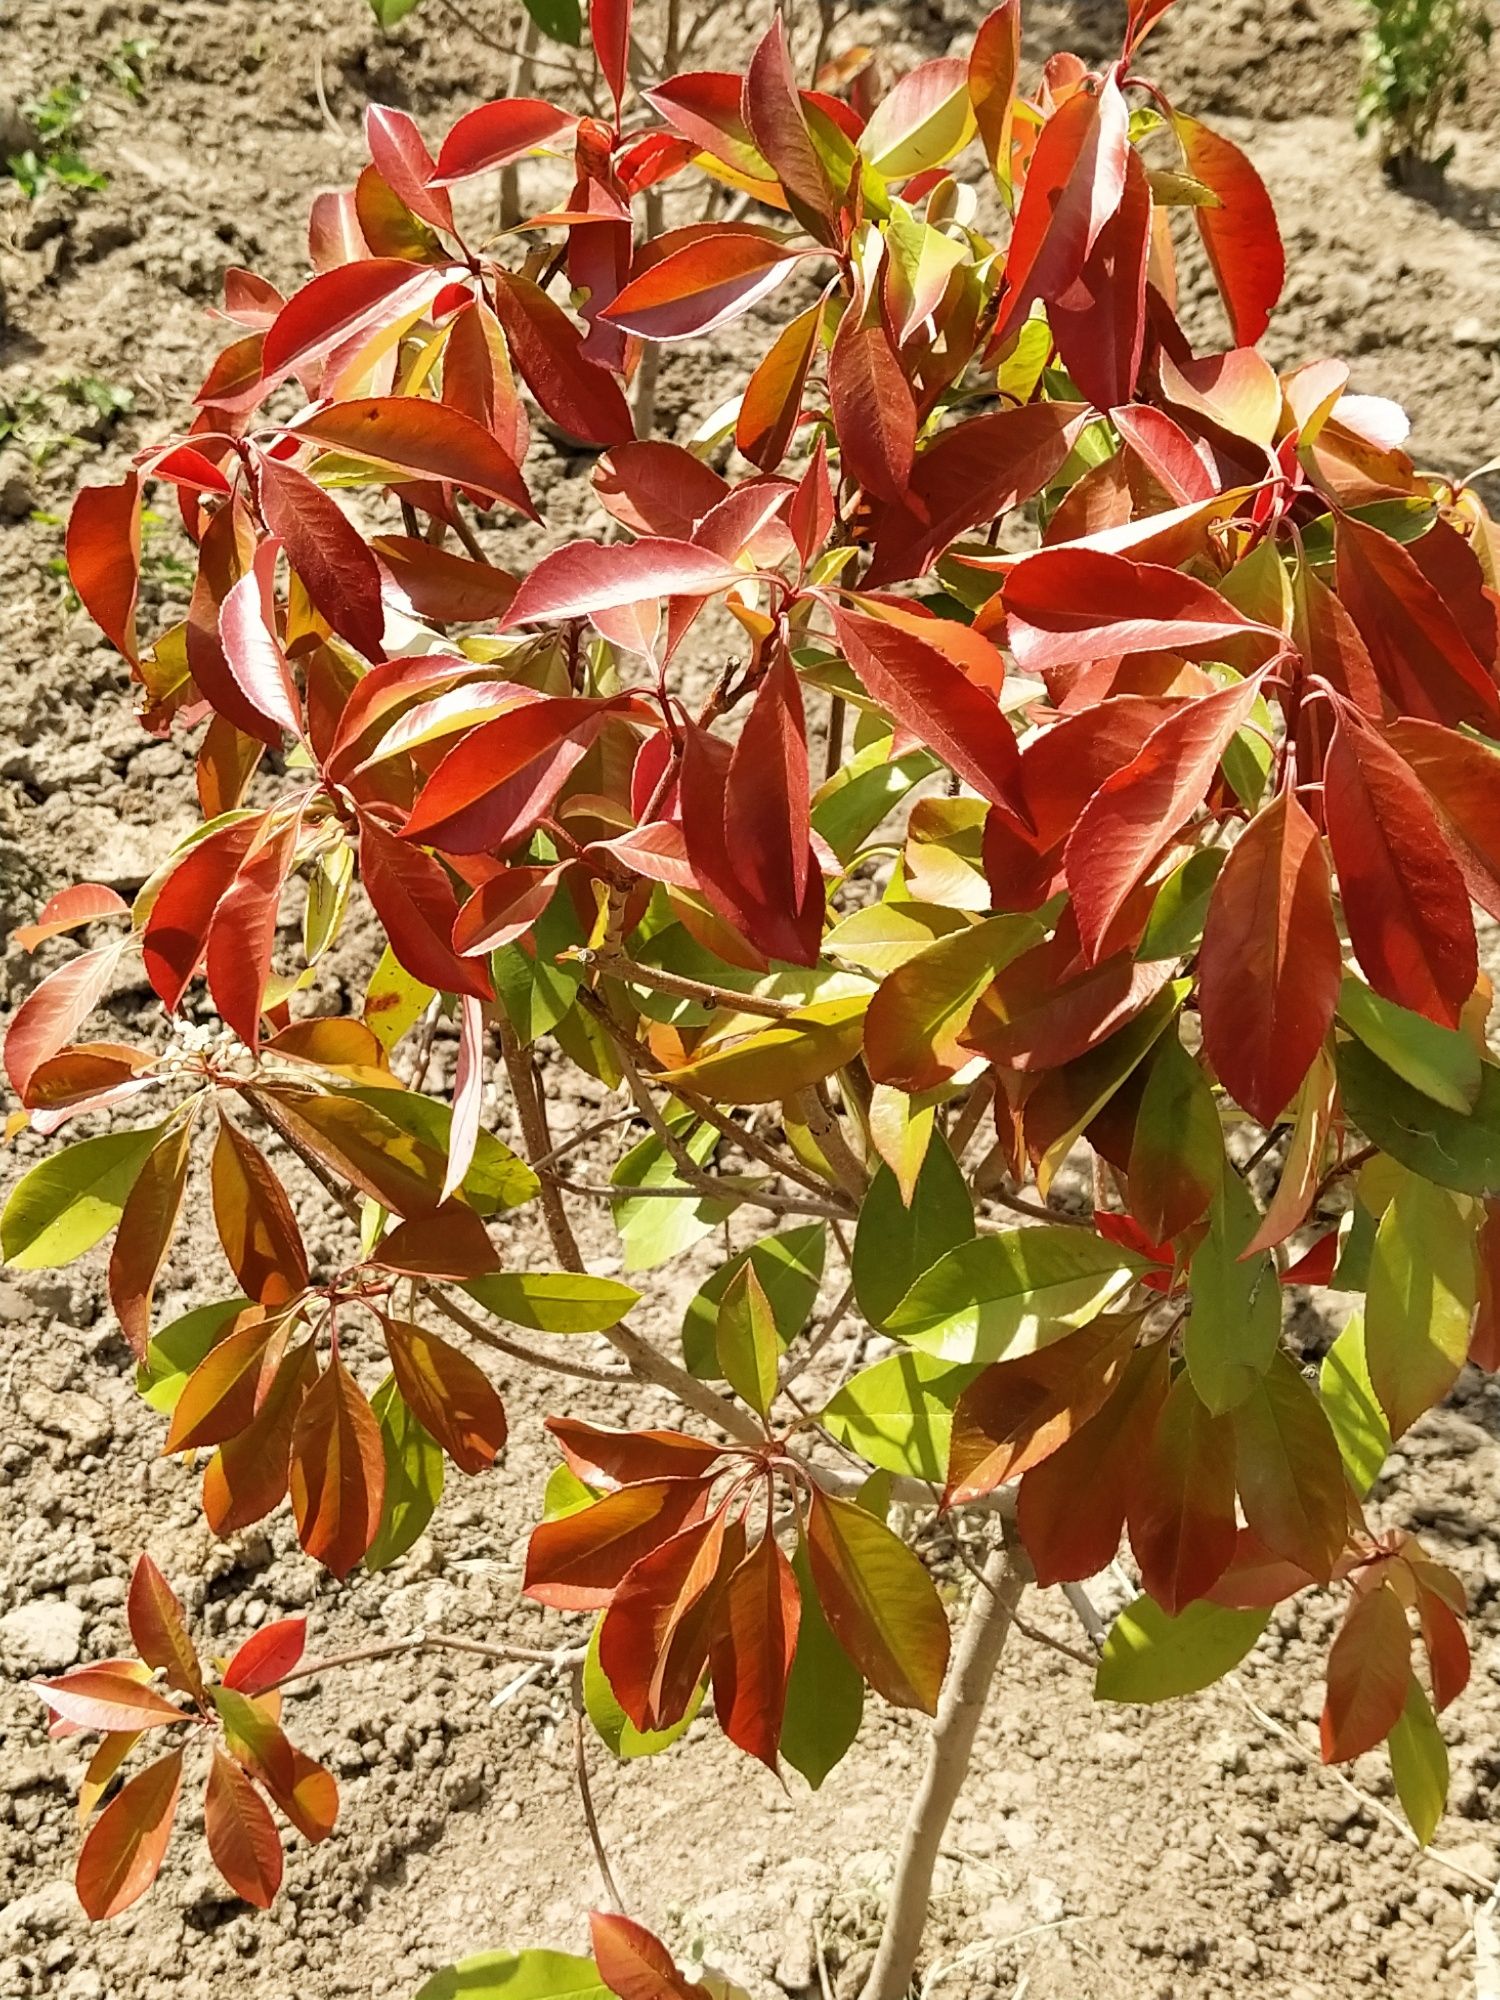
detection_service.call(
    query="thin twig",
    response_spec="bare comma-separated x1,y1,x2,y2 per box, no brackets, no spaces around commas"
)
427,0,578,72
780,1279,857,1391
1224,1674,1500,1899
986,1187,1091,1230
948,1074,996,1167
572,1663,627,1912
426,1286,628,1385
581,948,800,1018
265,1631,584,1695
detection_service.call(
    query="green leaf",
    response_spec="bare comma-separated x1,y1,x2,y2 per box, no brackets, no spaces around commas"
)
778,1545,864,1789
1337,979,1481,1113
1338,1040,1500,1195
2,1122,166,1269
822,1350,980,1481
542,1462,596,1521
135,1299,248,1414
1127,1034,1222,1242
1365,1175,1475,1436
1320,1313,1390,1497
464,1271,640,1334
583,1620,702,1759
492,893,584,1046
852,1137,973,1327
339,1088,539,1213
813,744,936,862
522,0,582,45
1387,1677,1448,1846
682,1224,825,1375
1183,1171,1282,1414
365,1376,444,1570
885,1226,1142,1364
412,1950,613,2000
716,1262,780,1418
610,1116,735,1272
824,900,972,975
1136,849,1226,961
369,0,424,25
1096,1596,1270,1703
363,944,435,1053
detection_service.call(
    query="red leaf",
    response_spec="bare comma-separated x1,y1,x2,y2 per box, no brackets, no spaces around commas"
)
359,815,493,998
34,1667,186,1735
491,272,634,447
189,501,285,745
1065,674,1266,960
204,814,302,1048
503,537,743,626
598,1512,738,1731
523,1479,712,1610
398,696,624,854
969,4,1021,191
1050,145,1150,410
593,441,727,538
66,475,141,661
165,1308,291,1454
547,1416,725,1488
365,104,454,233
1413,1568,1470,1711
592,0,633,124
1004,548,1277,673
590,1913,708,2000
742,16,839,222
709,1532,800,1770
1388,717,1500,919
211,1114,310,1305
142,815,264,1014
946,1315,1138,1505
12,882,128,955
289,398,536,519
76,1748,184,1920
1199,790,1340,1126
737,295,825,472
288,1353,386,1579
724,647,817,950
217,540,304,739
1017,1340,1170,1585
204,1749,282,1908
1321,1582,1412,1763
452,864,561,957
1324,707,1476,1026
1174,113,1284,345
372,534,517,625
1336,514,1500,729
202,1340,317,1537
257,457,385,659
1127,1369,1238,1615
605,233,801,340
431,99,575,182
384,1317,507,1473
110,1120,196,1360
788,432,834,566
828,313,916,504
830,602,1028,826
864,401,1086,585
372,1204,502,1280
222,1618,307,1696
993,70,1129,344
1113,406,1219,505
4,938,129,1097
261,258,449,384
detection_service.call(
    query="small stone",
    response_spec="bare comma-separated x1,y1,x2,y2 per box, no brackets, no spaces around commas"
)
0,450,35,523
1029,1877,1066,1926
0,1597,86,1672
1453,315,1500,350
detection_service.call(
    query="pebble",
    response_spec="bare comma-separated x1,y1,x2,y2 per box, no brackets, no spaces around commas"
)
0,1598,86,1672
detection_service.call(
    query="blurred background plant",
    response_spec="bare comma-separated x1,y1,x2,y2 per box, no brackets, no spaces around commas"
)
1358,0,1492,186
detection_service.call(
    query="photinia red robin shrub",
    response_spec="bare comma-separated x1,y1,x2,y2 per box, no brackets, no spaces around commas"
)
6,0,1498,1984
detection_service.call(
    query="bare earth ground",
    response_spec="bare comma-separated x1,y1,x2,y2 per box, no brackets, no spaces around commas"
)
1,3,1499,1997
